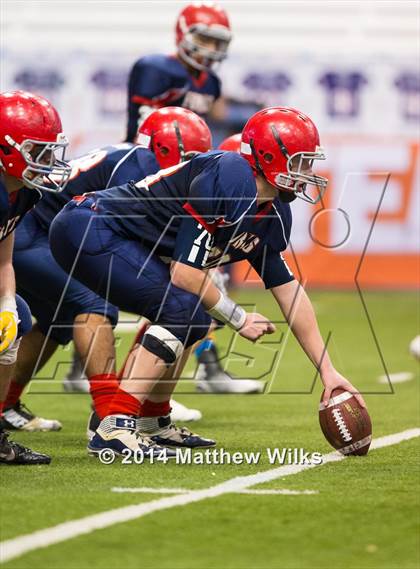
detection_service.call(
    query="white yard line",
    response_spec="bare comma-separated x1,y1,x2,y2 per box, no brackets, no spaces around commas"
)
239,489,318,495
112,487,190,494
378,372,414,384
1,428,419,564
111,487,319,496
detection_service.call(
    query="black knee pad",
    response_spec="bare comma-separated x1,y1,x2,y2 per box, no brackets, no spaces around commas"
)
141,325,184,364
141,287,211,359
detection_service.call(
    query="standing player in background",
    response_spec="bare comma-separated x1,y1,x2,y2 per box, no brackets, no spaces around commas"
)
125,2,230,143
0,90,71,464
5,108,212,437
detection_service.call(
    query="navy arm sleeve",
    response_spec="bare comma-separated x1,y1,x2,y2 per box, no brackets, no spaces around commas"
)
129,60,174,104
126,59,184,142
250,246,295,289
107,147,160,188
172,216,214,269
186,153,257,227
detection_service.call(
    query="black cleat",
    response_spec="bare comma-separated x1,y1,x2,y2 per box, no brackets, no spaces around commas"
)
86,410,101,440
1,400,62,432
0,430,51,465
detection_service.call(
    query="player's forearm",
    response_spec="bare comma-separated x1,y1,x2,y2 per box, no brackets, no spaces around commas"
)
0,235,16,300
170,261,221,309
0,264,15,299
271,281,333,375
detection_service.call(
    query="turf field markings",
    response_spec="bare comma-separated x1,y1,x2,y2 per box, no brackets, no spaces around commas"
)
111,487,319,496
112,487,189,494
378,372,414,384
238,489,318,495
1,428,419,564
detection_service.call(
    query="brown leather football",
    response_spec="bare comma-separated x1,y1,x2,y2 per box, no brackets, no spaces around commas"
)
319,388,372,455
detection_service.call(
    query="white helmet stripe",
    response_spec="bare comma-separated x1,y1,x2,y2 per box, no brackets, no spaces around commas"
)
240,141,251,155
137,133,151,148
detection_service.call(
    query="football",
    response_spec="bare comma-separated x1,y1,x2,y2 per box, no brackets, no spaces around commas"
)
319,388,372,455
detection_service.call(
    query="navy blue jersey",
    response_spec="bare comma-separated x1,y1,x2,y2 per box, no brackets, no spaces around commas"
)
94,151,257,269
0,179,41,242
126,54,221,142
206,198,294,289
93,150,295,287
32,144,160,229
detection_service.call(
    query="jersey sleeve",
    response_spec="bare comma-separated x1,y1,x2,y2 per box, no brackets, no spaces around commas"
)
128,59,176,107
172,216,214,269
107,147,160,188
126,58,188,142
249,246,295,289
186,153,257,230
62,148,114,194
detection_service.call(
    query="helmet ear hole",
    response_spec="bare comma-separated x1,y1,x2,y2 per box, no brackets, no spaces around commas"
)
263,152,273,163
159,146,170,156
0,145,12,155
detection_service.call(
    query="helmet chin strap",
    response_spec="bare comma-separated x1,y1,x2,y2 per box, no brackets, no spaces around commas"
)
278,191,297,203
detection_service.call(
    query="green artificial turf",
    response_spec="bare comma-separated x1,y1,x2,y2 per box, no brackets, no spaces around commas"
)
0,291,419,569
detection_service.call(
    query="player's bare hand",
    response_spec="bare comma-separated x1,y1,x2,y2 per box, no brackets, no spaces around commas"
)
322,369,366,408
239,313,276,342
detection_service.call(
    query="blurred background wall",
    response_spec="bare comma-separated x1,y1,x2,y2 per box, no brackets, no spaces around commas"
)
1,0,419,288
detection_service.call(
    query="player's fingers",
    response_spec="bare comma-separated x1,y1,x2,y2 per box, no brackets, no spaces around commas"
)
322,387,331,407
353,391,366,409
266,322,276,333
342,380,366,409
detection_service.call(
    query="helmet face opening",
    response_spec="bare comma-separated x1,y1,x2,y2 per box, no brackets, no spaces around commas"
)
6,134,72,193
178,29,231,71
176,3,232,71
274,148,328,204
0,90,71,193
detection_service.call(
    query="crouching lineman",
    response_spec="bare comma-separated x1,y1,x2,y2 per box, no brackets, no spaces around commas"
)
48,107,365,461
3,107,212,437
0,90,71,464
49,112,279,456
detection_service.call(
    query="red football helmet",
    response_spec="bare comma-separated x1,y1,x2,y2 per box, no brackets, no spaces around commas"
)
137,106,212,169
0,90,71,192
241,107,328,204
218,133,241,153
176,2,232,71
